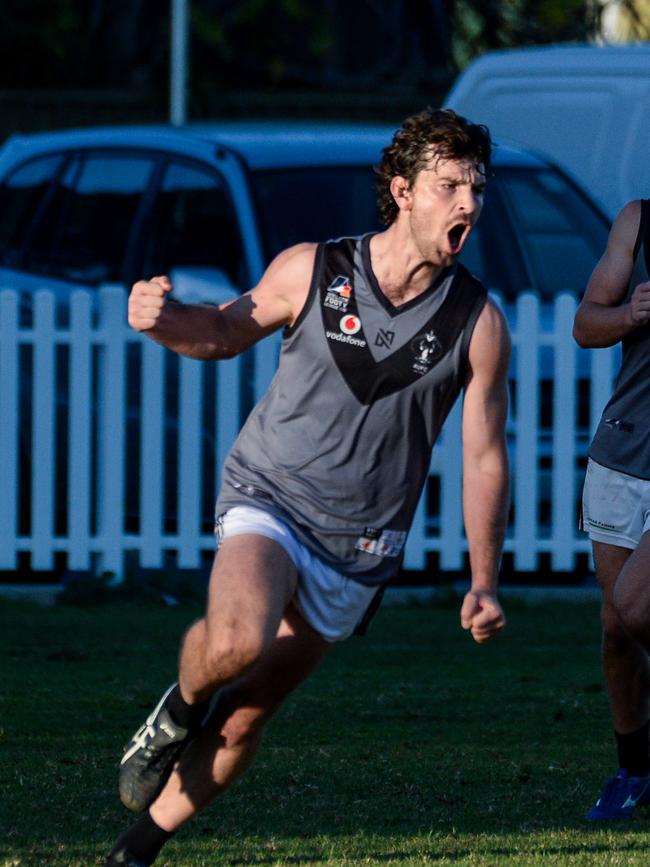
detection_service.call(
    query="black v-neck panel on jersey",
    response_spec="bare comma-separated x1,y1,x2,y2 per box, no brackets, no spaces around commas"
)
360,232,455,318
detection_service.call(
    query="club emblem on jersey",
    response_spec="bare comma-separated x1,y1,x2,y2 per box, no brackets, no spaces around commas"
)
340,314,361,335
411,329,442,375
324,275,353,312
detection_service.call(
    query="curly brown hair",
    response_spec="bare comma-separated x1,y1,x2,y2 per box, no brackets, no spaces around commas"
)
376,107,492,225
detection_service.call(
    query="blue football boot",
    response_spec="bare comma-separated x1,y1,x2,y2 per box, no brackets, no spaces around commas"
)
586,768,650,820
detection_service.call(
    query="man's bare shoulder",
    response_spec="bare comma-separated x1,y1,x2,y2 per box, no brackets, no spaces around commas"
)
251,243,319,326
475,296,510,339
617,199,642,225
610,200,643,252
263,242,319,283
468,297,511,373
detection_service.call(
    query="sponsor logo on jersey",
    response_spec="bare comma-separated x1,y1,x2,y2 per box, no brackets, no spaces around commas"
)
324,275,353,311
340,314,361,335
355,528,407,557
325,330,366,348
410,329,442,375
328,275,353,297
375,328,395,349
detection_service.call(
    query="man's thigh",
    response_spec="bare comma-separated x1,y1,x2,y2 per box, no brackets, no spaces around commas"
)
214,505,382,642
206,534,299,652
593,541,632,600
612,531,650,625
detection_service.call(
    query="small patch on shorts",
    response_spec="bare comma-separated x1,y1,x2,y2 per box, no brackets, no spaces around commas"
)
586,518,618,531
355,528,406,557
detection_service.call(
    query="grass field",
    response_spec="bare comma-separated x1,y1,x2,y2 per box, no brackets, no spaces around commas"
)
2,590,650,866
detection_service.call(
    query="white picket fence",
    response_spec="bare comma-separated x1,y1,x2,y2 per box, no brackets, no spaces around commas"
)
0,286,244,575
0,286,619,578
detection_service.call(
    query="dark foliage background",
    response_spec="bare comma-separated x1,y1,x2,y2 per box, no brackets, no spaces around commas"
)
0,0,646,136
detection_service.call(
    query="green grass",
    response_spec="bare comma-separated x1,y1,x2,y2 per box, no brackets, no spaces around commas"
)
1,592,649,865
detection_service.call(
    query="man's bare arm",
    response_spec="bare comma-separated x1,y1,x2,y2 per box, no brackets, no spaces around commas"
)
128,243,317,360
460,299,511,643
573,201,650,348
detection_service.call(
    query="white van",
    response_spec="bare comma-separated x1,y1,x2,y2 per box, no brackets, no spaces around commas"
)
445,43,650,218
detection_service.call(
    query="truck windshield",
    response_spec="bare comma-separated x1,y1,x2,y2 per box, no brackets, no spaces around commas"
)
251,166,383,261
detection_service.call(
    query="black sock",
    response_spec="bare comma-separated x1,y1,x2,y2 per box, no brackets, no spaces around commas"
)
165,683,210,731
108,810,174,865
616,721,650,777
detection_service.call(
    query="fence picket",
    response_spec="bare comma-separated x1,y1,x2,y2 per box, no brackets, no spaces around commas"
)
140,338,165,568
32,291,56,569
0,291,19,568
513,294,540,570
96,286,127,577
177,356,203,568
139,338,167,569
551,294,578,570
68,291,93,570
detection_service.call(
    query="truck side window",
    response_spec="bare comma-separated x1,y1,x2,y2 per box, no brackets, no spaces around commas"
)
142,161,245,289
25,153,154,284
0,155,62,267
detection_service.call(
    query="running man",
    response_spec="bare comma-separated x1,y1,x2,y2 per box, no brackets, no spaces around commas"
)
574,198,650,820
106,108,510,866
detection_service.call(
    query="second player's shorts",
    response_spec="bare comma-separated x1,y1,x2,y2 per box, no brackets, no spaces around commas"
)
581,457,650,549
215,505,383,642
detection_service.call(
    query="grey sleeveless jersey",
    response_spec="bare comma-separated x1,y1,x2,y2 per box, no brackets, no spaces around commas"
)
589,200,650,479
216,234,487,584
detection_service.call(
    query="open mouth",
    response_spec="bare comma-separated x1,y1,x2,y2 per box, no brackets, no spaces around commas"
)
447,223,469,254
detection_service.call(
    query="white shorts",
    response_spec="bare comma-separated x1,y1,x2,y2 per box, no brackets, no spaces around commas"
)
581,458,650,549
214,505,382,642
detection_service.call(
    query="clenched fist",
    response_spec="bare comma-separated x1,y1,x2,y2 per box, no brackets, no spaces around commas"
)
460,590,505,644
128,275,173,332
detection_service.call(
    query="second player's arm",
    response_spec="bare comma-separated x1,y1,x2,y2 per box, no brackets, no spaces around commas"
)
459,299,511,643
128,243,316,359
573,200,650,348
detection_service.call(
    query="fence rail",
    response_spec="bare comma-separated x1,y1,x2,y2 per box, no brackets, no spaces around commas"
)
0,287,618,579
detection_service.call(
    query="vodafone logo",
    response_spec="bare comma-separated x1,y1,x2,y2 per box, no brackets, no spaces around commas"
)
340,315,361,335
